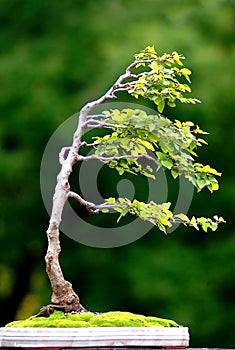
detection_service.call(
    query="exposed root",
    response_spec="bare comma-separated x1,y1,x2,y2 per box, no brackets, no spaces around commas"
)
33,304,101,318
34,304,87,318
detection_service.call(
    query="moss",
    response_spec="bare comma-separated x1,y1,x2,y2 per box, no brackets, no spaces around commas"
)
6,311,180,328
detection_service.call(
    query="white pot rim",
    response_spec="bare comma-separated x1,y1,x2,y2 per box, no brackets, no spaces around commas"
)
0,326,189,348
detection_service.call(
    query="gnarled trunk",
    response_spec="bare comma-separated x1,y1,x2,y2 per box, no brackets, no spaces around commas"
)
44,69,127,313
45,225,85,313
45,150,86,313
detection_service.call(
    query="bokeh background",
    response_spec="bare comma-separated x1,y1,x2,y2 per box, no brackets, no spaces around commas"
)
0,0,235,347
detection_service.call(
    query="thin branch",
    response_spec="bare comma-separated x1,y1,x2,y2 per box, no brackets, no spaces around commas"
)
67,191,94,208
67,191,116,213
76,152,160,166
77,59,155,121
87,114,106,120
78,118,122,132
125,59,155,74
118,72,150,86
86,120,129,130
125,61,139,74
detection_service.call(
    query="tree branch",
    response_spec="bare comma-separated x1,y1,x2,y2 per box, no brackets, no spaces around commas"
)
75,152,160,166
67,191,116,213
67,191,94,208
86,119,129,130
125,59,155,74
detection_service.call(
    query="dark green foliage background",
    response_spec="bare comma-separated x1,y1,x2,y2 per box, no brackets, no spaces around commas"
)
0,0,235,347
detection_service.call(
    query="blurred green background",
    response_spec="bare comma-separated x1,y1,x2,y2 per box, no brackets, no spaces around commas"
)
0,0,235,347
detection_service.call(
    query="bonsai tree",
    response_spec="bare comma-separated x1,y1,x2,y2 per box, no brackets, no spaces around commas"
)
44,46,224,316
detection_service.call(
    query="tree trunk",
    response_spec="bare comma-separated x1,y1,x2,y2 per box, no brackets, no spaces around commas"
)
45,225,86,313
45,152,86,313
43,77,122,313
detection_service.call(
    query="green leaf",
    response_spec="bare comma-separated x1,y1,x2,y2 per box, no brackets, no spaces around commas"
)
218,216,226,223
118,169,125,175
156,152,173,169
174,120,182,128
162,159,173,169
208,180,219,192
148,123,156,132
150,61,159,71
175,213,190,222
138,139,155,151
172,51,184,66
136,62,146,68
117,207,130,222
190,216,199,230
180,68,192,82
167,101,176,108
201,222,210,232
171,169,179,179
106,197,116,204
157,100,165,113
157,223,167,233
196,178,207,191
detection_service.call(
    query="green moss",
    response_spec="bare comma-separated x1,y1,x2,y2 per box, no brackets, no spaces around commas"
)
6,311,180,328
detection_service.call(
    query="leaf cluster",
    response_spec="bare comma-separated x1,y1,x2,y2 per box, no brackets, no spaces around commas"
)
93,108,221,193
103,198,225,234
82,46,225,233
126,46,200,113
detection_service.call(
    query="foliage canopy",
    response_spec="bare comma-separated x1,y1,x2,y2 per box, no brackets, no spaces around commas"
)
80,46,224,233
